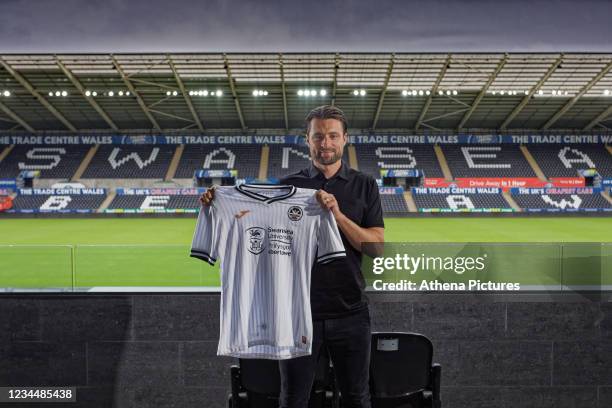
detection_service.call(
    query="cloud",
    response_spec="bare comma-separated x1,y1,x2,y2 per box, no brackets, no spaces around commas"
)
0,0,611,52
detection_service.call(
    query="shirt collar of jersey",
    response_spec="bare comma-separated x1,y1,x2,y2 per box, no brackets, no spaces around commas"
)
235,184,297,203
305,160,349,181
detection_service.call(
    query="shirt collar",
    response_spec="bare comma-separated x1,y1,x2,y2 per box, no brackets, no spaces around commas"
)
306,160,349,181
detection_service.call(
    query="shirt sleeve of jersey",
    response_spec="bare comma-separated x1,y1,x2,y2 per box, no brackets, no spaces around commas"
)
315,209,347,265
190,203,220,265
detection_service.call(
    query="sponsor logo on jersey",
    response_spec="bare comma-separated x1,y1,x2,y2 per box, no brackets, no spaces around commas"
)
246,227,266,254
287,206,303,221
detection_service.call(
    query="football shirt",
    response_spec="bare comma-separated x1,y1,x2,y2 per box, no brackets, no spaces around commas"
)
191,184,346,359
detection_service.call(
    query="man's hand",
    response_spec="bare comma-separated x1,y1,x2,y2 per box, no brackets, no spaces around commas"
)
199,186,216,206
315,189,342,218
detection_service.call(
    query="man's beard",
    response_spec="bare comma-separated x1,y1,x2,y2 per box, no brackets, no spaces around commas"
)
315,149,342,165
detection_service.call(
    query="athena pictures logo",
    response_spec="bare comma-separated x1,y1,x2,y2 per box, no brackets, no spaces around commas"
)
287,206,303,221
246,227,266,255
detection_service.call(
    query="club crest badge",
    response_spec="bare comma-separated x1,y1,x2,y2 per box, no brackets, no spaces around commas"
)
287,206,303,221
246,227,266,255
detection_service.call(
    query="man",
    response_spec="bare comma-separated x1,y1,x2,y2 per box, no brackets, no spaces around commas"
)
201,105,384,408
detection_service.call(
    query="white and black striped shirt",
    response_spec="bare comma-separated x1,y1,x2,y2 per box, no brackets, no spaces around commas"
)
191,184,346,359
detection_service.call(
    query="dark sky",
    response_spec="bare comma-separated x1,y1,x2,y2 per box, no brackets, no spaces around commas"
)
1,0,611,52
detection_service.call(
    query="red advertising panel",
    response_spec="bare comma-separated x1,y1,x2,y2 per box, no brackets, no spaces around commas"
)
423,178,451,187
454,178,547,190
549,177,585,187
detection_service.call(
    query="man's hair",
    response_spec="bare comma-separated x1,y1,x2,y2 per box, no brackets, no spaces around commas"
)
304,105,348,135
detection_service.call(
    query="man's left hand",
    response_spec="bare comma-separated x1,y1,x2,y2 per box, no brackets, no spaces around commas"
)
315,190,343,219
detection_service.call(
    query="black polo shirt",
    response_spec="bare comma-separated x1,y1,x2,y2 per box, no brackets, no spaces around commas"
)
280,160,384,320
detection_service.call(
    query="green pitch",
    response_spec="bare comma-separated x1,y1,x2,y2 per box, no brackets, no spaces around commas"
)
0,217,610,289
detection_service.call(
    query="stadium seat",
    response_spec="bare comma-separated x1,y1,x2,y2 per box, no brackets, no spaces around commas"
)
228,350,338,408
354,145,444,179
369,332,441,408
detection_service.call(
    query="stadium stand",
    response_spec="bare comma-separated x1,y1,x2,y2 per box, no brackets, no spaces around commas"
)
8,189,107,213
412,187,512,212
441,144,536,178
354,144,445,179
380,194,410,215
527,144,612,178
0,145,90,179
175,144,261,179
81,145,176,179
107,194,200,212
268,144,312,179
511,188,612,212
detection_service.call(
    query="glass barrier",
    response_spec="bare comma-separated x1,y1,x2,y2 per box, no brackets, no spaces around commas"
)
0,243,609,292
0,245,74,290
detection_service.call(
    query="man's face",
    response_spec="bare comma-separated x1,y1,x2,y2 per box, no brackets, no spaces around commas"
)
306,118,347,165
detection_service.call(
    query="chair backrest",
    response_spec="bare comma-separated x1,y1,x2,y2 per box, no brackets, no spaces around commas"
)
240,358,281,395
369,332,434,398
238,349,332,407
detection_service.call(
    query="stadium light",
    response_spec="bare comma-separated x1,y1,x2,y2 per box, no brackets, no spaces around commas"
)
172,90,178,96
401,90,408,96
319,89,326,96
418,90,424,96
297,90,304,96
92,91,98,97
538,89,544,96
524,90,529,95
2,90,10,97
425,90,431,96
166,91,171,96
61,91,68,97
605,89,610,96
55,91,61,97
108,91,114,97
85,90,91,97
118,91,124,96
48,91,53,97
359,89,366,96
126,91,130,96
452,90,458,96
216,90,223,97
445,90,451,96
411,90,417,96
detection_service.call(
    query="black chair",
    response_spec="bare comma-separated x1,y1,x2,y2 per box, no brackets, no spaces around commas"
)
228,348,338,408
369,332,441,408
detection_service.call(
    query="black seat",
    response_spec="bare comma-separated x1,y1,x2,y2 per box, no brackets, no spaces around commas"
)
228,348,338,408
369,332,441,408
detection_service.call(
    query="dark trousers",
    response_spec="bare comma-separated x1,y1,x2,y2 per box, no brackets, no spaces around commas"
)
279,307,372,408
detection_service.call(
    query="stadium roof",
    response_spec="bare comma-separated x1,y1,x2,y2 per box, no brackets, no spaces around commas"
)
0,52,611,134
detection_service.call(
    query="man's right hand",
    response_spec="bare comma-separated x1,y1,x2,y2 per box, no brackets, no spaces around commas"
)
199,186,216,206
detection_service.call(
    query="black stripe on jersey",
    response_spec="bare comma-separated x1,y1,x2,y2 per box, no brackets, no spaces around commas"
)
190,250,216,265
267,186,297,203
317,251,346,264
191,249,216,261
235,184,297,203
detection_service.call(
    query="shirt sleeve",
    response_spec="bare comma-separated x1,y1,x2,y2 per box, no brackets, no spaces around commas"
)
363,177,385,228
190,203,220,265
315,209,347,265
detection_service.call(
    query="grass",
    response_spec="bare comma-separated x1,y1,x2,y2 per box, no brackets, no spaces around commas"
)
1,217,611,245
0,217,610,289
